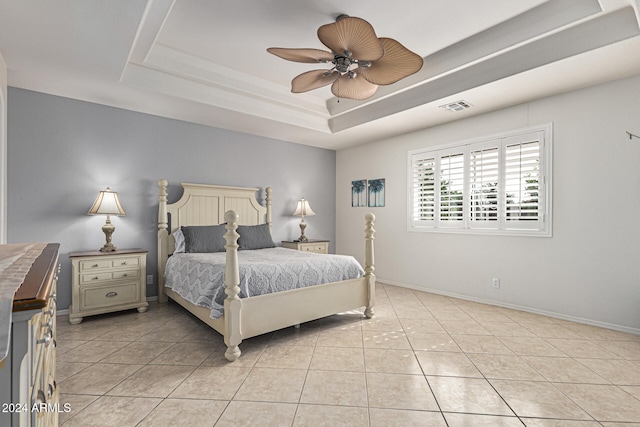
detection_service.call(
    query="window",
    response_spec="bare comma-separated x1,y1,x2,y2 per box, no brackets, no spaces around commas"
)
408,124,552,236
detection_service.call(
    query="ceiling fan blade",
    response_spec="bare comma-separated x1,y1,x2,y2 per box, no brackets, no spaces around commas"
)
358,38,424,85
317,17,383,61
291,69,339,93
331,73,378,100
267,47,334,63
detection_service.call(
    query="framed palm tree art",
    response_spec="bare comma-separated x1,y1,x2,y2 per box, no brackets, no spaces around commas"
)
351,180,367,207
368,179,385,207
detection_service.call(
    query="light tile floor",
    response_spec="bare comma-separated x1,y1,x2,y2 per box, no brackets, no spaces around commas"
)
56,284,640,426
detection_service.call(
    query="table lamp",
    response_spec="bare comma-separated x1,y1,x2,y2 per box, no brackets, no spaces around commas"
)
88,186,126,252
293,198,316,242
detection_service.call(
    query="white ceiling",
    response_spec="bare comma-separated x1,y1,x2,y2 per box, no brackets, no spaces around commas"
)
1,0,639,150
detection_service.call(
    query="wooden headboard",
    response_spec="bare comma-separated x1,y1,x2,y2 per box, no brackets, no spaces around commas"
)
156,179,272,301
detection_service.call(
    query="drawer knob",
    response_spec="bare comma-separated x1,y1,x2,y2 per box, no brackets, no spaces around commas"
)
122,273,128,277
92,264,99,267
92,276,99,280
37,390,46,405
37,331,52,347
121,261,128,265
41,318,53,329
105,291,118,298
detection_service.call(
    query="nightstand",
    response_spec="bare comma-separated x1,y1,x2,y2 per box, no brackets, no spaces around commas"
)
68,248,148,324
281,240,329,254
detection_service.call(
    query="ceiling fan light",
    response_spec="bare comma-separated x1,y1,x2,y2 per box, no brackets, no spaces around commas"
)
331,73,378,100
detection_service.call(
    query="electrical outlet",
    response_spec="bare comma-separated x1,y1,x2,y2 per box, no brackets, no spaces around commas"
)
492,278,500,289
147,275,153,285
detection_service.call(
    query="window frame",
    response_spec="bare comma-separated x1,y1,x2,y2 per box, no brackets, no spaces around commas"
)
407,123,552,237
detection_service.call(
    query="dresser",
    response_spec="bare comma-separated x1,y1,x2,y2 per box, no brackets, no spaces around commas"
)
281,240,330,254
68,248,148,324
0,243,60,427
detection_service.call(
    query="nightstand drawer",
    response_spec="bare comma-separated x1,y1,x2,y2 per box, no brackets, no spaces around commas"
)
281,240,329,254
301,244,326,253
81,272,113,284
81,282,140,310
111,257,140,268
81,268,139,284
113,269,139,280
80,259,112,270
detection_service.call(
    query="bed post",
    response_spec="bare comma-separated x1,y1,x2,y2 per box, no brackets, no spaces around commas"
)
364,213,376,318
265,187,272,233
223,210,243,361
157,179,169,303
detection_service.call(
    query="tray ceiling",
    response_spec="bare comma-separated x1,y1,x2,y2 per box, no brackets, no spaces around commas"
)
1,0,639,149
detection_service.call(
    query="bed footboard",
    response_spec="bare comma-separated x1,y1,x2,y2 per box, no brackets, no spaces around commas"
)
220,210,375,361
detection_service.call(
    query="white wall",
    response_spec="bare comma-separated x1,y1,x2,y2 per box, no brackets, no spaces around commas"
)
337,74,640,333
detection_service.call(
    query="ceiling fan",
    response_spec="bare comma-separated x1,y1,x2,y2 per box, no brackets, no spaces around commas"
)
267,15,424,100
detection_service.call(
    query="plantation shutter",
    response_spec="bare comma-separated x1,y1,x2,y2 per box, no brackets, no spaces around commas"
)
408,124,550,236
438,151,465,227
469,144,499,228
410,152,436,226
504,131,544,230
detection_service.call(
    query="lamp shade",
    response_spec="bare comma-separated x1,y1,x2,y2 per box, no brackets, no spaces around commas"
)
293,198,316,217
88,187,126,216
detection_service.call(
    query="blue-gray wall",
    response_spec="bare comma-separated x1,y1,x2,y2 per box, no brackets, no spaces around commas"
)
7,88,336,310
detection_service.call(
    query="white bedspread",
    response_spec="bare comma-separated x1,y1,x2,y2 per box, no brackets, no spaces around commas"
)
165,247,364,319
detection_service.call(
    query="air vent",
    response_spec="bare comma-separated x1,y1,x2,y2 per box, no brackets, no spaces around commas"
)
439,100,473,112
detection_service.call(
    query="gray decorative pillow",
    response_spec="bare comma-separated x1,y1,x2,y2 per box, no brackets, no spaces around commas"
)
237,223,275,250
181,224,226,253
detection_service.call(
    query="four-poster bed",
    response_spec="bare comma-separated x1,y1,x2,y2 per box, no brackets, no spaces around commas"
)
157,180,375,361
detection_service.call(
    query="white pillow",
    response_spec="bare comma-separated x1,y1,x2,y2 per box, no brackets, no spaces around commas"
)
173,228,185,253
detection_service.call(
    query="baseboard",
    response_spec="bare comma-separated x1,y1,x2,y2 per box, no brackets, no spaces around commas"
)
377,278,640,336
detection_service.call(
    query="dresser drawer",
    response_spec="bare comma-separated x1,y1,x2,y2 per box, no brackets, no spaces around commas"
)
81,282,140,310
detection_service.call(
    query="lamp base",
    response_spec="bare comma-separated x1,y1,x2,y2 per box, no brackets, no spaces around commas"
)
298,221,308,242
100,217,117,252
99,243,117,252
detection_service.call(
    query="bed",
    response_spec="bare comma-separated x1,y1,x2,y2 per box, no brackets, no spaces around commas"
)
157,180,376,361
